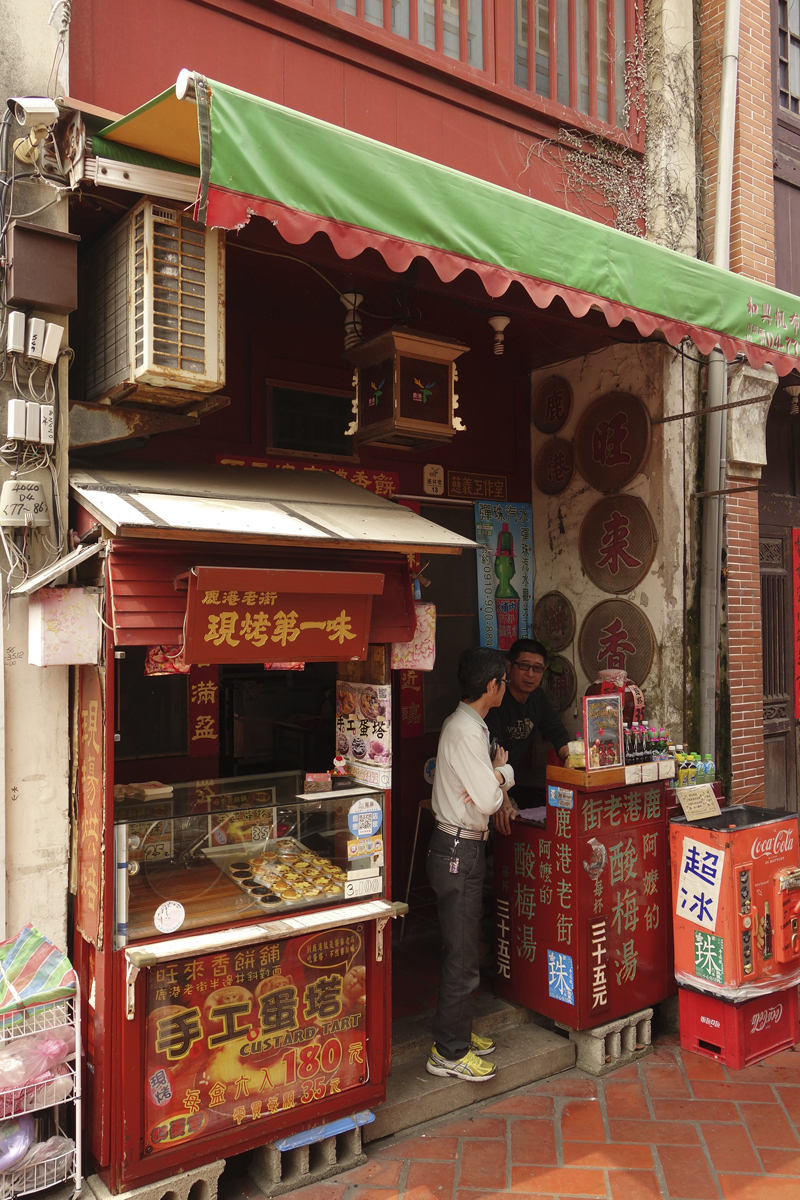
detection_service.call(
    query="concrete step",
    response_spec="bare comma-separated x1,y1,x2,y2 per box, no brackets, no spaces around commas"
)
365,1023,575,1143
391,993,532,1068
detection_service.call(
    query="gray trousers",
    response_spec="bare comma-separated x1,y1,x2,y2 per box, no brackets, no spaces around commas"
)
426,827,486,1061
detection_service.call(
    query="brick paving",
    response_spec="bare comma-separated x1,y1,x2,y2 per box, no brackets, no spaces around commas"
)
277,1036,800,1200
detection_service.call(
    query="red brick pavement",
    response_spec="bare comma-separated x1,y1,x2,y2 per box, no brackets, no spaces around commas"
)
277,1038,800,1200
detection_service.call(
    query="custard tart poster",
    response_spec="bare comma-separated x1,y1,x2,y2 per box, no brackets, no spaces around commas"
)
144,926,367,1150
335,682,392,768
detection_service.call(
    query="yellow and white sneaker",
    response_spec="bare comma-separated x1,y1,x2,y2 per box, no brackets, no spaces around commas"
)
470,1032,497,1056
426,1045,497,1081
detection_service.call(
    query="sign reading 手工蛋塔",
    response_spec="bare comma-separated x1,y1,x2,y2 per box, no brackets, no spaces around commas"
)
183,568,384,664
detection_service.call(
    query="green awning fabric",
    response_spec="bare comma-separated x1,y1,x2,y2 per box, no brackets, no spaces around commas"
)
97,73,800,375
90,134,199,178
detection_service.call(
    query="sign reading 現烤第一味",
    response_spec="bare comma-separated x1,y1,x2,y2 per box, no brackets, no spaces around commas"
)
183,568,382,664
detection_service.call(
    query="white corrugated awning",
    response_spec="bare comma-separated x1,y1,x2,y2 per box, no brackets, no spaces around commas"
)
70,463,476,554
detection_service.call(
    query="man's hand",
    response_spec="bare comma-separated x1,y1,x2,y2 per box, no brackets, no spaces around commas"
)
493,794,518,835
492,745,509,773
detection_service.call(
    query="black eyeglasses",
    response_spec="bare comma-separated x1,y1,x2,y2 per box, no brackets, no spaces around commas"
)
511,661,545,675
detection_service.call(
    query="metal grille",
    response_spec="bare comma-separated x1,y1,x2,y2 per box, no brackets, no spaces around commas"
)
578,598,656,685
534,437,575,494
133,204,145,369
579,494,657,594
543,654,577,711
534,591,576,650
82,219,130,401
147,208,207,375
573,392,651,493
761,571,788,703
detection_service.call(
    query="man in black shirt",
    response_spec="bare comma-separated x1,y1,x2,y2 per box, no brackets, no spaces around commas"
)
486,638,570,832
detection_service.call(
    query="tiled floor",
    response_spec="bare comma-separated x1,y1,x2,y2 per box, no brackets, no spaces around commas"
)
278,1037,800,1200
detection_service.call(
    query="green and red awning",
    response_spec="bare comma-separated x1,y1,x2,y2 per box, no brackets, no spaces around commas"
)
93,72,800,375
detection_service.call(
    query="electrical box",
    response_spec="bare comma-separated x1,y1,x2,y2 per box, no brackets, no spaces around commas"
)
82,198,225,401
5,221,80,314
28,587,103,667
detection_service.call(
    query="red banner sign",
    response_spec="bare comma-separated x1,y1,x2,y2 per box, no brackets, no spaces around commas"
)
77,666,104,948
794,530,800,719
144,927,367,1151
216,456,399,497
189,664,220,757
183,568,384,664
399,669,423,738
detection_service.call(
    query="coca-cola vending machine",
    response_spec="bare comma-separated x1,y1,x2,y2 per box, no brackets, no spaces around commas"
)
670,806,800,1066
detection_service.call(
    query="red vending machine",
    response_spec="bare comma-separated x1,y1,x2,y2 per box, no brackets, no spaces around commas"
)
494,773,674,1029
670,806,800,1066
670,807,800,993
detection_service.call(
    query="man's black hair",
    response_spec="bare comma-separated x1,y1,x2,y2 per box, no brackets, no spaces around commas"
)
508,638,547,662
458,647,508,702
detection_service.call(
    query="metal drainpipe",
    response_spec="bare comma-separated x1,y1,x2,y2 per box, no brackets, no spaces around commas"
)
698,0,740,757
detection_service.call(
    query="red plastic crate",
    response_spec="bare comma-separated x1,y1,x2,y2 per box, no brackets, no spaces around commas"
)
679,984,800,1070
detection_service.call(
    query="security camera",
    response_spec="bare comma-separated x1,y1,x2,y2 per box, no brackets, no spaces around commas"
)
7,97,60,128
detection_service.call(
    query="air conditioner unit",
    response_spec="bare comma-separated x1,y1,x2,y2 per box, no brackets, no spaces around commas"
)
82,198,225,401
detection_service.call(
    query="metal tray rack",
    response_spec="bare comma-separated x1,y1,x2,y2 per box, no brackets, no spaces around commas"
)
0,990,81,1198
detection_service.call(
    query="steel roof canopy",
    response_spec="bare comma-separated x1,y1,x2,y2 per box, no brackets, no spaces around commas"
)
69,463,477,553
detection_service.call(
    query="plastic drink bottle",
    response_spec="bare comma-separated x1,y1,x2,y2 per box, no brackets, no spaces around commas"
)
493,523,520,650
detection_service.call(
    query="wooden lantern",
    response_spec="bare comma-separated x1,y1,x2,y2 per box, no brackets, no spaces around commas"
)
346,327,468,450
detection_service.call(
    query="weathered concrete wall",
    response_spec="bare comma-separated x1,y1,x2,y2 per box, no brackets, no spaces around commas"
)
644,0,698,255
0,0,71,949
530,342,698,741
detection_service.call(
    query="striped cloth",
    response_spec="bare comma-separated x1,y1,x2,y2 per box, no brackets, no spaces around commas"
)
0,926,76,1015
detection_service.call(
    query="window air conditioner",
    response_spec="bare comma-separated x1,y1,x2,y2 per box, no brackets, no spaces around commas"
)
82,198,225,401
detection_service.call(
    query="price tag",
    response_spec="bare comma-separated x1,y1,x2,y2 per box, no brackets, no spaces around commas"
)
675,784,721,821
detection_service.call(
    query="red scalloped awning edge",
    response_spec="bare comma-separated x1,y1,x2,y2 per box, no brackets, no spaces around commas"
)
206,186,799,377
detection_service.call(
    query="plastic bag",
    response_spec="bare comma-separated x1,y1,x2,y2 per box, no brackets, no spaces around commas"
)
17,1135,74,1169
0,1030,73,1091
0,1115,34,1171
0,1063,73,1118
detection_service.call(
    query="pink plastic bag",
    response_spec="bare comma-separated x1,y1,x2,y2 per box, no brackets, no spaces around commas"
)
0,1031,73,1091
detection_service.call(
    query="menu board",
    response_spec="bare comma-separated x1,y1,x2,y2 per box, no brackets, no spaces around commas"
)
144,927,367,1151
335,681,392,769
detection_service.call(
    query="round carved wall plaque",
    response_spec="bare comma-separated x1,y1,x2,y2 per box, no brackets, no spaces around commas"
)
534,438,575,495
544,655,577,713
534,591,576,650
532,375,573,434
579,495,657,594
578,599,656,686
573,392,651,492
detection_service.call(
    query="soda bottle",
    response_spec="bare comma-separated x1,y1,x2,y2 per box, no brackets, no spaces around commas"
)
493,523,520,651
764,902,774,960
704,753,716,783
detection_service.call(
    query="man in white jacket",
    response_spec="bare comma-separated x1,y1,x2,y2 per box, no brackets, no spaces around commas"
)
426,647,515,1081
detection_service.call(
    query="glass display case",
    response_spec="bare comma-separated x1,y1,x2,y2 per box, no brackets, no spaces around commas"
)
113,772,387,944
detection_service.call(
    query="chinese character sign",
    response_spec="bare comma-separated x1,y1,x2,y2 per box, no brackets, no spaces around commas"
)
144,927,368,1151
77,666,104,948
793,530,800,718
676,838,724,932
184,568,383,664
398,669,423,740
215,456,399,498
336,682,391,767
189,665,220,758
474,503,533,650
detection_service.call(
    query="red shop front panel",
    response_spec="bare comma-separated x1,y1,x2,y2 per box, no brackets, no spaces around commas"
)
494,781,672,1029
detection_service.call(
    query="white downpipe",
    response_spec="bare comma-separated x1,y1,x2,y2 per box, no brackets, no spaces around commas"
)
699,0,741,757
